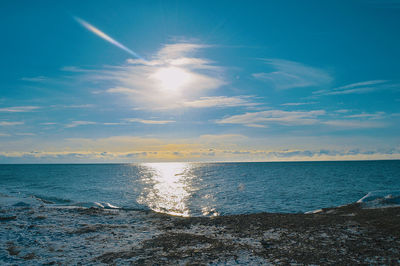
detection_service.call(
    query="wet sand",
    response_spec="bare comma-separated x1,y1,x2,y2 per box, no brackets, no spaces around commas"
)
1,203,400,265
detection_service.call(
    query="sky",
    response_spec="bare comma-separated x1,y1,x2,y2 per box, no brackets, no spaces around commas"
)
0,0,400,163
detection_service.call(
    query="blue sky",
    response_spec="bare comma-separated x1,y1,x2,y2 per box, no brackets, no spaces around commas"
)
0,0,399,162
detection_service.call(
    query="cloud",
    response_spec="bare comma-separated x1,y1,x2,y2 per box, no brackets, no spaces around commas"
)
183,96,259,108
51,104,95,109
0,132,398,162
334,80,387,90
21,76,48,82
0,146,399,163
322,120,386,129
253,59,332,90
125,118,175,125
65,121,97,128
263,148,399,159
103,122,124,126
324,111,389,129
314,80,397,95
345,112,385,120
335,109,351,113
74,42,226,109
157,43,209,59
217,108,391,129
218,147,400,161
0,106,40,112
217,110,325,127
0,121,24,126
106,87,139,95
281,102,317,106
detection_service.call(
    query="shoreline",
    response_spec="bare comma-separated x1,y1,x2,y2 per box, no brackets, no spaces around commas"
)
1,202,400,264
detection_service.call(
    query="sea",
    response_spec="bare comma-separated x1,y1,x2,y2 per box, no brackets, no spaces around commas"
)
1,160,400,216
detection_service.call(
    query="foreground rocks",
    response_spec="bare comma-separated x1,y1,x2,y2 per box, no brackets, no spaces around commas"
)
1,203,400,265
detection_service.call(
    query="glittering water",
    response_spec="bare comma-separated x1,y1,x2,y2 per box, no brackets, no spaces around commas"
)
0,161,399,216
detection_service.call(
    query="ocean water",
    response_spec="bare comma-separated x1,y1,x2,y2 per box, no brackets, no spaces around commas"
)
1,160,399,216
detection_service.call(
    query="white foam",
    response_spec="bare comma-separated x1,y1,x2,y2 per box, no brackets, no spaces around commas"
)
357,190,400,209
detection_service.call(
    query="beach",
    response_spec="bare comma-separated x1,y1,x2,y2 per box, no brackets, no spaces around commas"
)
1,202,399,265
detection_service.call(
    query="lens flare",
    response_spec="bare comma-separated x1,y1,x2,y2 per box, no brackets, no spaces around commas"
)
74,17,143,60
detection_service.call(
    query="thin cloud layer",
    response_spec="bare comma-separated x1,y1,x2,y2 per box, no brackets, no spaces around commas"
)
65,121,97,128
125,118,175,124
183,96,259,108
0,121,24,126
217,110,325,127
217,109,390,129
0,106,40,112
253,59,332,90
313,80,398,96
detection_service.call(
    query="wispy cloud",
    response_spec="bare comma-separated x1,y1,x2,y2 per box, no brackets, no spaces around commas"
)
125,118,175,125
281,102,317,106
157,43,209,60
253,59,332,90
345,112,385,120
21,76,48,82
0,121,24,126
217,109,391,129
322,120,386,129
65,121,97,128
335,109,351,113
217,110,325,127
103,122,124,126
51,104,95,109
313,80,396,96
183,96,259,108
0,106,40,112
106,87,139,95
324,110,388,129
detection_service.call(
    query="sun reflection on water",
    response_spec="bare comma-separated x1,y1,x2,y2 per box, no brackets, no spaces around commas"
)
137,163,196,216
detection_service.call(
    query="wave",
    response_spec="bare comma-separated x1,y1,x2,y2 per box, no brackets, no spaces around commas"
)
31,194,126,210
72,201,121,209
357,190,400,208
32,194,72,204
2,192,148,212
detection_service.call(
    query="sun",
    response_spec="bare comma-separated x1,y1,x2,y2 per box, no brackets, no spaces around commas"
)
152,67,191,92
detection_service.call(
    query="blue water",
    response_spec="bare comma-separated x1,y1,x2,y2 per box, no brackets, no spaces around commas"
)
0,161,399,216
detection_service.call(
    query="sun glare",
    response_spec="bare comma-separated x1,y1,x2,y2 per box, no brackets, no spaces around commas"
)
152,67,191,91
137,163,193,216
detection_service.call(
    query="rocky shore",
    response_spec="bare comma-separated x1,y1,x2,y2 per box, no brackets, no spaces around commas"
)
1,203,400,265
